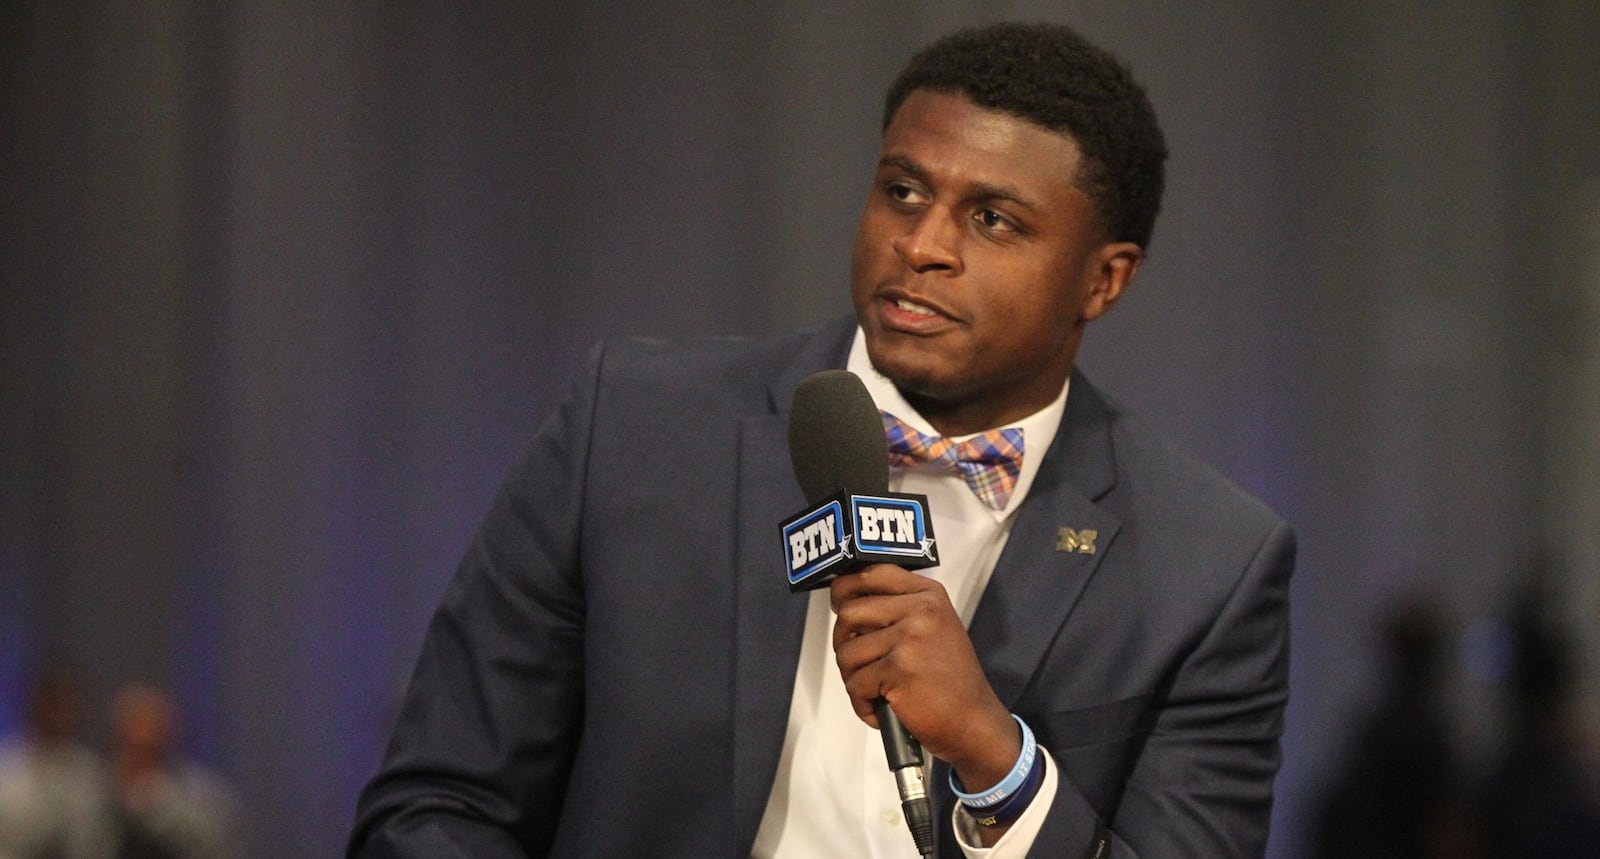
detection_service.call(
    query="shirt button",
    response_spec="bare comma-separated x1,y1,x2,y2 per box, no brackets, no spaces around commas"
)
882,809,902,827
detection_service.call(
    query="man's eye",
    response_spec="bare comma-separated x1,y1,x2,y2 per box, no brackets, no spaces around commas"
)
975,209,1014,232
886,183,923,204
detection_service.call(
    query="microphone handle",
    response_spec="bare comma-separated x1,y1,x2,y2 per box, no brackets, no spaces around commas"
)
875,698,935,856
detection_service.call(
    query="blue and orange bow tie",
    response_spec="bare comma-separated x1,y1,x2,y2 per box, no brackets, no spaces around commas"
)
881,412,1024,511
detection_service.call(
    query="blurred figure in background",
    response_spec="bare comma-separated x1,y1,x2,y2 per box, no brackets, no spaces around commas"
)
1311,597,1479,859
106,684,238,859
0,666,116,859
1477,580,1600,858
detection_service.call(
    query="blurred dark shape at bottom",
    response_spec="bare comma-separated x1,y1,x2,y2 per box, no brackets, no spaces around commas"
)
1477,573,1600,858
1311,597,1477,859
1312,559,1600,859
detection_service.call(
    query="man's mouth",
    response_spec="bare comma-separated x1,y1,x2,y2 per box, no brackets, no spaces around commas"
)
875,289,957,333
894,298,938,317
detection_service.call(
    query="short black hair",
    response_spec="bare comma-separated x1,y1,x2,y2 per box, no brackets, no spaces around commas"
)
885,22,1168,249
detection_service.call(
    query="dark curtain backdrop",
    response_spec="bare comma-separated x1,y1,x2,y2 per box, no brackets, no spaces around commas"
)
4,3,1598,857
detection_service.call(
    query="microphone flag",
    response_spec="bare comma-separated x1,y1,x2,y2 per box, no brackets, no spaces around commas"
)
780,490,938,592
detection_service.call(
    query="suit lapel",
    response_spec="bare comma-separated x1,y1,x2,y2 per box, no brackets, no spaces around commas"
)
730,319,855,853
967,371,1123,708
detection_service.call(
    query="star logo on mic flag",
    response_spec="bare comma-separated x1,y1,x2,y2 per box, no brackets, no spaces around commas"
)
881,413,1024,511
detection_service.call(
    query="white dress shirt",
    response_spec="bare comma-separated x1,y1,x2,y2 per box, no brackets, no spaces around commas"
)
751,330,1067,858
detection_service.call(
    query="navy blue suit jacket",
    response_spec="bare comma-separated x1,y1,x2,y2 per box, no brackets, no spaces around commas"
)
349,319,1294,858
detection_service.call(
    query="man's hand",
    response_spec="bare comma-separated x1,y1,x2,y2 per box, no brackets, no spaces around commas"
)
829,564,1021,792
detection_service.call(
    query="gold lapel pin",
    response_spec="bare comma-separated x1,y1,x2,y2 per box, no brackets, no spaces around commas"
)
1056,528,1098,555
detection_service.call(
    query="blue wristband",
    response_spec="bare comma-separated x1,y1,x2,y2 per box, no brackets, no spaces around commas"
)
949,714,1037,810
964,753,1046,828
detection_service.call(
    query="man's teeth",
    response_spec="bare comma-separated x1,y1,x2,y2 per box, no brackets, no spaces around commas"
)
895,299,936,316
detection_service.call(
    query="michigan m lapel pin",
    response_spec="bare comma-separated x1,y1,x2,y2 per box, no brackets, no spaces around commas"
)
1056,527,1098,555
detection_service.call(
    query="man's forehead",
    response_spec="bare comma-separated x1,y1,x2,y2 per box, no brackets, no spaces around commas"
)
887,87,1083,152
878,90,1084,192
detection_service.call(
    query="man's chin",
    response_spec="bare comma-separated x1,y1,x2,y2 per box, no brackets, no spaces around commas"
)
870,359,957,405
866,346,925,386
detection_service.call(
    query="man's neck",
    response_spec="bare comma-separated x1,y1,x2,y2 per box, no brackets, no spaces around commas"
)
900,389,1057,438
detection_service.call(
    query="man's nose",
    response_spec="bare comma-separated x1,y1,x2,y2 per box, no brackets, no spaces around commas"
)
890,210,962,275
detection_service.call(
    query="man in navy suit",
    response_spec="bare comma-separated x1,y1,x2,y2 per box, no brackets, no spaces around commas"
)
350,22,1293,858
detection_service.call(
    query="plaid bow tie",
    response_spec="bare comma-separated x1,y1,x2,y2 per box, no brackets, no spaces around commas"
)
881,412,1024,511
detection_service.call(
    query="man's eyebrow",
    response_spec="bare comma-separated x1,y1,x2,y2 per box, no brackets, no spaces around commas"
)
876,154,1043,213
877,154,930,184
970,181,1043,214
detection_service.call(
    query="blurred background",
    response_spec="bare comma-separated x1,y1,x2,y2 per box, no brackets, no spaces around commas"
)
3,2,1597,857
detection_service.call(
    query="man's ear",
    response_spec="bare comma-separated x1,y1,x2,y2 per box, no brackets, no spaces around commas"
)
1080,242,1142,322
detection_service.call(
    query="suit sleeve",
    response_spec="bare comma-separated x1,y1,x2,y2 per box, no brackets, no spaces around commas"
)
1027,521,1296,859
346,345,607,858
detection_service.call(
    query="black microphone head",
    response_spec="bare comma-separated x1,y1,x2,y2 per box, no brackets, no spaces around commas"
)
788,370,889,504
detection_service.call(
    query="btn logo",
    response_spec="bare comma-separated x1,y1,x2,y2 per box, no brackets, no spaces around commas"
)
858,506,917,544
851,495,937,562
782,500,851,586
788,506,840,569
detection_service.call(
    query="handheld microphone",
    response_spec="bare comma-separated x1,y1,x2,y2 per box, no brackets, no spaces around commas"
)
782,374,939,593
784,369,937,857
